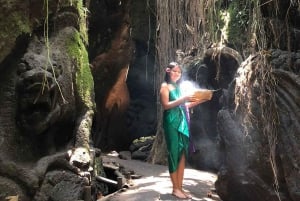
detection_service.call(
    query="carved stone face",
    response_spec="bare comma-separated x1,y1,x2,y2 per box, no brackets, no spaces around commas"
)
16,35,75,135
17,53,59,134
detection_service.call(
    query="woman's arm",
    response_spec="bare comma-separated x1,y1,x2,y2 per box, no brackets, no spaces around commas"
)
160,83,187,110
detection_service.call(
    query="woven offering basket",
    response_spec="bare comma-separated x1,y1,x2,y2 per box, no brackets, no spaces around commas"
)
193,90,213,100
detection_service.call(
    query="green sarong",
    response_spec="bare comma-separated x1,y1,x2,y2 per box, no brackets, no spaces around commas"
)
163,86,189,173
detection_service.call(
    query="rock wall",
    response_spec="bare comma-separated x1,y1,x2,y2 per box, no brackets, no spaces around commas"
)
0,0,97,200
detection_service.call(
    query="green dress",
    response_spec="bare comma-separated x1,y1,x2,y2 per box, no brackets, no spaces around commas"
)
163,85,189,173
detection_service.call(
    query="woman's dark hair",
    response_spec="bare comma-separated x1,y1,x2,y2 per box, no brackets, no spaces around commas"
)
164,62,182,84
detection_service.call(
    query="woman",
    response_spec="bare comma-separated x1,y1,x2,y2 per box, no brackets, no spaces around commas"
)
160,62,212,199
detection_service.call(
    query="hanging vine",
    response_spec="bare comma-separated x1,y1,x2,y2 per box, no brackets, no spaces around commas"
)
41,0,90,104
233,0,296,200
42,0,67,104
150,0,225,164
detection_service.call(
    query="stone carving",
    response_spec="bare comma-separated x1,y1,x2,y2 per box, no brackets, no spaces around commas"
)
0,1,95,200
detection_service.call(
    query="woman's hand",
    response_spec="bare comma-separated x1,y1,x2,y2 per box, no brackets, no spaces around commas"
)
185,94,198,102
185,90,213,108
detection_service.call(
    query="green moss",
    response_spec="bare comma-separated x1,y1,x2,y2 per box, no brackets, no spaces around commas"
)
226,0,251,49
59,0,88,44
0,12,31,40
3,13,31,36
0,10,31,61
66,31,94,108
77,1,89,44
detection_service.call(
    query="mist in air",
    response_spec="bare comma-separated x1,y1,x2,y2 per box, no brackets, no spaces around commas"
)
179,80,200,96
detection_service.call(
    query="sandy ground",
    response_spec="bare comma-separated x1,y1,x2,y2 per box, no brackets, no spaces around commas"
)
100,154,222,201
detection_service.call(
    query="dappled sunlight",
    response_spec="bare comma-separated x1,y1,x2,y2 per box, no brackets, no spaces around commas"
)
184,179,200,186
182,169,218,200
133,175,173,194
158,171,171,177
102,155,221,200
188,197,219,201
184,168,217,184
121,167,220,200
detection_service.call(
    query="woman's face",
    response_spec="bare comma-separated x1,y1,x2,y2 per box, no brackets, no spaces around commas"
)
169,66,182,82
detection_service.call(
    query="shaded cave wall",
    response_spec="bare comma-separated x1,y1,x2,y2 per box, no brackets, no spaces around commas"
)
89,0,133,151
212,1,300,201
89,0,157,152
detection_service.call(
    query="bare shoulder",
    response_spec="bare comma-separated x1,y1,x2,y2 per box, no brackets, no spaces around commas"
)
160,82,169,93
161,82,168,88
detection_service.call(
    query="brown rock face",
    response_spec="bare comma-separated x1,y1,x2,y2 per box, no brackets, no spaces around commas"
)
91,0,133,151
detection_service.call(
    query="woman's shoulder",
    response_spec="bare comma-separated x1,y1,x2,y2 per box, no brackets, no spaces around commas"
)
160,82,168,90
161,82,168,88
161,82,177,94
160,82,170,94
161,82,175,90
